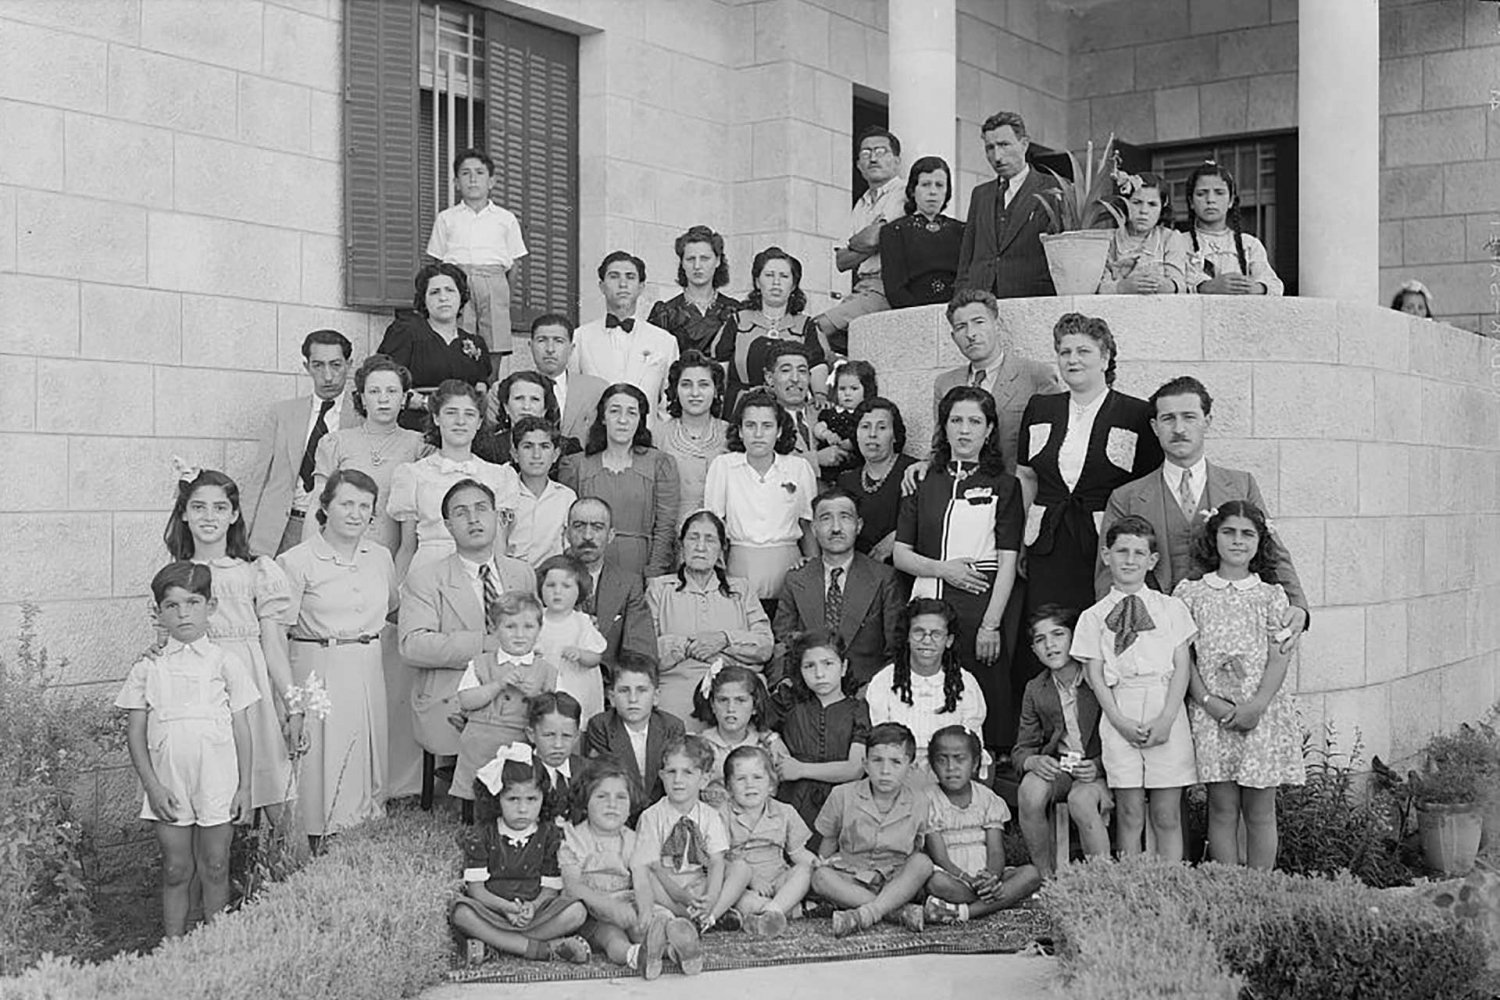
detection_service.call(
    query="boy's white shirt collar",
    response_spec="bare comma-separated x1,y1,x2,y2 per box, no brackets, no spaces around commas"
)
163,635,213,655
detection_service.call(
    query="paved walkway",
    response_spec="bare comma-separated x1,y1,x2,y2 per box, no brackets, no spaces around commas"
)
422,952,1058,1000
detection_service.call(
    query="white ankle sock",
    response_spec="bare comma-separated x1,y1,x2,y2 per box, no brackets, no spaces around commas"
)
627,943,641,968
957,903,971,921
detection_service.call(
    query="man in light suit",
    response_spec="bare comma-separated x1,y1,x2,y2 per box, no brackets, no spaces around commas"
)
955,111,1060,300
564,496,657,671
569,251,679,413
530,312,606,443
772,487,902,689
398,478,536,760
933,288,1063,475
242,329,360,556
1096,376,1310,650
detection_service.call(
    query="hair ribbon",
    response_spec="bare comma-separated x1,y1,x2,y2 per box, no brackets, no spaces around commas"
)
476,742,534,794
171,455,200,484
698,657,725,699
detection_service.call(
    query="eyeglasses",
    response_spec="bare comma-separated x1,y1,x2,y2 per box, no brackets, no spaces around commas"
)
909,627,949,643
857,146,892,162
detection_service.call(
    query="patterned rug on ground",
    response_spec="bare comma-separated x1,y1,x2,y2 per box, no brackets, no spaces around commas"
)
445,906,1053,984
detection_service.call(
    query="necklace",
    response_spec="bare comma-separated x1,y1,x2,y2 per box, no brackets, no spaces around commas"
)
364,423,404,467
861,459,895,492
762,309,788,335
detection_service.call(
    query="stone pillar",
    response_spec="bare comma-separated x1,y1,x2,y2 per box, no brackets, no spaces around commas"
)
1298,0,1379,303
888,0,957,171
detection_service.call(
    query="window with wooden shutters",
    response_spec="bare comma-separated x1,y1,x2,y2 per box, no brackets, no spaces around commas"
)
343,0,579,322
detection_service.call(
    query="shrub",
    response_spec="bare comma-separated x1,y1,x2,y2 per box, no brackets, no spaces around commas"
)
0,809,456,1000
1277,724,1412,888
0,606,128,975
1045,855,1488,1000
1410,723,1500,807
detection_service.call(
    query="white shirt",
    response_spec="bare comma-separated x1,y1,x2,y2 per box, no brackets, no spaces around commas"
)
1071,587,1197,688
1058,391,1108,492
426,201,528,268
1053,670,1085,757
864,662,988,753
508,478,577,568
457,552,501,612
625,720,650,781
1002,165,1030,210
1161,458,1207,513
568,316,678,414
548,369,570,417
293,394,346,511
966,351,1006,388
703,452,816,548
851,175,907,279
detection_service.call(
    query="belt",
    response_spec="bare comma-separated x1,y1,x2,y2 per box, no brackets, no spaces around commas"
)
290,633,380,647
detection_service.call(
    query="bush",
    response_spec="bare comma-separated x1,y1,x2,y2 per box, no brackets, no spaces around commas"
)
0,606,128,975
1411,723,1500,807
1045,855,1488,1000
1277,724,1412,888
0,809,457,1000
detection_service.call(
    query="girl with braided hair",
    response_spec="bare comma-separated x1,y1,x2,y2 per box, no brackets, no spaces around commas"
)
864,599,987,775
1183,162,1283,296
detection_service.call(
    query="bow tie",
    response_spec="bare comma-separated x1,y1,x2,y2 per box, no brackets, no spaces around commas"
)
437,457,478,476
1105,593,1157,655
605,315,635,333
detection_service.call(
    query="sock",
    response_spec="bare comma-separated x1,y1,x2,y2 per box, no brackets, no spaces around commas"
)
626,943,641,968
525,940,548,960
957,903,971,922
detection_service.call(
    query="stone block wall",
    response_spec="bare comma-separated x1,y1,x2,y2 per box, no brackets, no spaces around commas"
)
1065,0,1500,336
0,0,379,863
853,297,1500,765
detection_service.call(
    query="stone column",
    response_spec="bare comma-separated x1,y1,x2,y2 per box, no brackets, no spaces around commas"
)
888,0,957,171
1298,0,1379,302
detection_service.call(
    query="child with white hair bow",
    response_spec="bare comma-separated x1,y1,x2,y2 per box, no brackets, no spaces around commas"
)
450,742,592,965
690,661,787,808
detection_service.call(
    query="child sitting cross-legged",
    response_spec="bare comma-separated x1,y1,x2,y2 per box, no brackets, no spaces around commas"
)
630,735,752,973
450,743,591,965
811,722,934,937
922,726,1041,924
557,759,673,980
720,745,816,938
1014,605,1112,876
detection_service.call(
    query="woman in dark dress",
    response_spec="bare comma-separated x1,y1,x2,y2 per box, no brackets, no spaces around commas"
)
648,225,741,355
894,386,1023,752
879,155,964,309
836,396,916,565
711,246,831,413
1016,312,1164,625
378,262,493,432
477,370,576,466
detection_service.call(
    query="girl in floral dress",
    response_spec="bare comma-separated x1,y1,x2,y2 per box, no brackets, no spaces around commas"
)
1174,500,1303,870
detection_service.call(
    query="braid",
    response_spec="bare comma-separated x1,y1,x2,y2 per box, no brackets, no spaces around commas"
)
713,565,733,598
892,652,914,707
939,650,964,714
1227,205,1248,276
674,565,688,592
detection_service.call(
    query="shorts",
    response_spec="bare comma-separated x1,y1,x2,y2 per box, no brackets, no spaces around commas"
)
1099,680,1198,789
747,863,798,898
822,856,893,891
139,726,239,828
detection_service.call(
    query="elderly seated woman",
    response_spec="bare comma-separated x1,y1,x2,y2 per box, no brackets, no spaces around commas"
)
646,509,774,726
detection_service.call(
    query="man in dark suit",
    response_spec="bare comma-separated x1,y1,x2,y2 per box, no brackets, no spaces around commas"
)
530,313,607,443
564,496,658,670
773,487,903,689
1097,376,1310,651
242,329,360,555
932,288,1063,475
955,111,1059,299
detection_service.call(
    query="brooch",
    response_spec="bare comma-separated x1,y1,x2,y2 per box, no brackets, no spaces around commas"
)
924,219,942,233
781,482,797,494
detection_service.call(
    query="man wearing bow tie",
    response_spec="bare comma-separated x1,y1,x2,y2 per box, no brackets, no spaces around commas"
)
242,330,360,556
1095,376,1308,653
399,479,536,796
569,251,679,415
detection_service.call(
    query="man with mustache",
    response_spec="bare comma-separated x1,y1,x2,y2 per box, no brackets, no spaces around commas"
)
564,496,658,670
1095,376,1309,652
771,487,902,690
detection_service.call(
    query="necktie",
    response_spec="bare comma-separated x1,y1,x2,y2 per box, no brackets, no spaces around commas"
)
1104,593,1158,655
825,566,844,635
479,563,499,633
971,368,988,388
298,398,335,492
1178,468,1196,517
997,176,1011,209
797,412,811,450
604,315,635,333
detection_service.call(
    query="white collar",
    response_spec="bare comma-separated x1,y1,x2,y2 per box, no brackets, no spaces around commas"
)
1161,458,1207,492
1002,165,1029,191
823,552,855,582
967,351,1005,379
1069,389,1108,421
163,636,213,656
1106,585,1153,604
499,822,538,847
547,759,572,781
495,650,536,666
460,201,498,216
1204,572,1260,591
861,175,903,205
458,553,498,579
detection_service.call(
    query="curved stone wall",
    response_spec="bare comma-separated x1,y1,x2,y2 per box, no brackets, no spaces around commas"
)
851,296,1500,763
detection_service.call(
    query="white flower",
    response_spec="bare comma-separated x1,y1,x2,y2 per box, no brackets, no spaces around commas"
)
286,675,333,720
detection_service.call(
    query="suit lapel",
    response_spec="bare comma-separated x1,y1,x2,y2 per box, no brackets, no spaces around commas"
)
281,397,309,472
995,171,1043,255
989,352,1026,411
610,714,645,791
1140,474,1173,593
837,558,876,643
644,715,666,792
444,555,485,631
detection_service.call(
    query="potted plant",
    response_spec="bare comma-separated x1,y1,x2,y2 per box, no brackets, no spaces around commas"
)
1409,725,1497,875
1031,134,1126,295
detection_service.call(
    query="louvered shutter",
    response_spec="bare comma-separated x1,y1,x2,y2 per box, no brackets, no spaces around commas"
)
344,0,421,308
484,12,579,326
